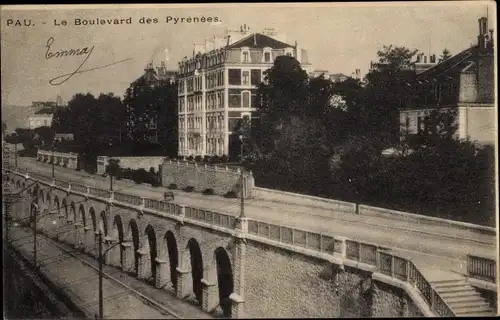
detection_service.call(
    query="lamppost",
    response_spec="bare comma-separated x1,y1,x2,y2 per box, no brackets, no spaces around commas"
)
108,143,113,192
239,135,245,218
51,143,56,179
96,230,131,320
31,203,40,269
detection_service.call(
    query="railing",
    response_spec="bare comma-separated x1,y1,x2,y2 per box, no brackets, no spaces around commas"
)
88,187,110,199
184,207,237,229
30,172,52,183
4,167,457,317
114,192,142,206
247,220,336,254
71,183,87,194
54,179,70,189
467,254,496,283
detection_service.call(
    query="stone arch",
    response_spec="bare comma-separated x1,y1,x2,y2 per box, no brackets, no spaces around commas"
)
45,191,52,207
185,238,204,305
161,231,179,291
126,219,140,275
62,198,69,220
139,224,157,283
70,202,77,222
78,204,86,226
39,189,45,204
99,210,107,235
110,215,125,267
89,207,97,231
214,247,234,317
58,198,68,242
85,207,98,255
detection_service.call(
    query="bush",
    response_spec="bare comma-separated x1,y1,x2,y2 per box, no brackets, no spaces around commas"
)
202,188,215,195
220,155,229,163
187,155,194,161
194,155,203,162
149,167,156,174
168,183,178,190
210,155,220,164
184,186,195,193
203,155,211,162
75,167,81,171
224,191,238,198
63,163,68,168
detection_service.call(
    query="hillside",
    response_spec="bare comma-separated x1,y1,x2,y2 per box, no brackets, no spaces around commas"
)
1,104,30,133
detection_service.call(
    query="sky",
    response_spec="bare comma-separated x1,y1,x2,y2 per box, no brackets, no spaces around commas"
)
1,2,495,106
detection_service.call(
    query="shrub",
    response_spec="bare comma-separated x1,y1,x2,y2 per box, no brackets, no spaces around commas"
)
184,186,195,193
202,188,215,195
203,155,211,162
224,191,238,198
168,183,178,190
220,155,229,163
187,155,194,161
63,163,68,168
194,155,203,162
149,167,156,174
75,167,81,171
210,155,220,164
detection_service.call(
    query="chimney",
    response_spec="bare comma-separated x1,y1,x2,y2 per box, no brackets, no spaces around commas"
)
478,17,488,48
416,54,421,63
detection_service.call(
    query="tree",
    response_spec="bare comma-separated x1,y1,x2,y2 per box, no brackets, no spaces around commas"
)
106,158,121,177
439,48,452,62
123,79,178,156
363,45,419,141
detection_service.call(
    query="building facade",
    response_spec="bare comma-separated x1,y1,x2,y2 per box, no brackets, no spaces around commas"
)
400,17,495,146
28,99,64,129
177,26,312,157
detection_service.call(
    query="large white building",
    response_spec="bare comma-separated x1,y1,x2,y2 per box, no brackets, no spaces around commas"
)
177,26,312,157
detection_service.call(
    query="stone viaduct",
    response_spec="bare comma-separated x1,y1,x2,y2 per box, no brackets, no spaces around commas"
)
4,168,495,318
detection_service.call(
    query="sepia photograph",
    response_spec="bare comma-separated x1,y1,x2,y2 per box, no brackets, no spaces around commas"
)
1,2,498,318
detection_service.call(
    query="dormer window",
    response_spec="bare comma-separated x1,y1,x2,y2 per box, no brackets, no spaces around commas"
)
262,47,272,63
241,48,251,63
264,52,271,62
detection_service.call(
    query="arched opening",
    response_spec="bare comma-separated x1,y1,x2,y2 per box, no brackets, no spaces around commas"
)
144,225,157,283
215,247,234,318
62,198,68,220
164,231,179,291
71,202,77,222
38,189,44,204
89,207,97,231
79,204,86,226
128,219,140,275
99,211,107,263
187,238,204,304
45,192,51,207
112,215,124,267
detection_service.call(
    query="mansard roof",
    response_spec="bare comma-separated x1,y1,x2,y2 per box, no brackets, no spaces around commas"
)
228,33,294,49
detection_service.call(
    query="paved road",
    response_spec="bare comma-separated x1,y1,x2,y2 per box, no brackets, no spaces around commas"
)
12,157,497,278
8,226,211,319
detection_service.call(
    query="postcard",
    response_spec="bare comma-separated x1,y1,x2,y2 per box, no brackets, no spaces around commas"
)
1,2,498,319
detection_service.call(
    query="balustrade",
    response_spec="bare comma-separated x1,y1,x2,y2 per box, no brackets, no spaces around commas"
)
467,254,496,283
114,192,142,206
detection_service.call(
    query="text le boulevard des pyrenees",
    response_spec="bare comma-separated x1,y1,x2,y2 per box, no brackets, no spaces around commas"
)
5,16,220,28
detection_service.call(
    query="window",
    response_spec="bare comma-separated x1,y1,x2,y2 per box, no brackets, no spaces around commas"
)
242,51,250,63
229,69,241,85
264,52,271,62
251,69,261,85
242,91,250,108
242,71,250,85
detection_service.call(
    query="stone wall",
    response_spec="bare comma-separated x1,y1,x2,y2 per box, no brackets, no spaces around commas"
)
160,160,254,198
242,240,423,318
457,106,496,146
97,156,165,174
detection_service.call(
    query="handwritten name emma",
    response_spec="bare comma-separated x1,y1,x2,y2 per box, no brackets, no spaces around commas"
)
44,37,131,86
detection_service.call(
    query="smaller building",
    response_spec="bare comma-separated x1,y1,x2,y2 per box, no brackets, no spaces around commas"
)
28,107,55,129
309,70,362,83
400,16,495,147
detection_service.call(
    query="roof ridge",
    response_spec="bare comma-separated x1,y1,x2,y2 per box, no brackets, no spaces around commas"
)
418,46,475,77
